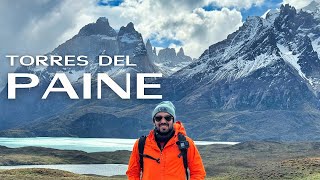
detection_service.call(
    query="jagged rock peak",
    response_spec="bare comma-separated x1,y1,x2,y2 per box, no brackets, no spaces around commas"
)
177,47,185,57
280,4,296,15
153,47,157,55
118,22,139,37
262,9,280,21
126,22,135,30
96,17,109,24
146,39,153,52
275,4,298,29
158,48,176,58
245,16,262,23
146,39,152,47
119,22,135,32
77,17,117,37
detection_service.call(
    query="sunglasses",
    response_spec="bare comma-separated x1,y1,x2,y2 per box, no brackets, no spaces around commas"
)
154,115,173,122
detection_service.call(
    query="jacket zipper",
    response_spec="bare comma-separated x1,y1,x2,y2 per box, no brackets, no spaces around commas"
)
160,147,164,180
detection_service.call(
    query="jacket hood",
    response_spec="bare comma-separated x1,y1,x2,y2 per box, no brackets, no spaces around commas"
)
173,121,187,136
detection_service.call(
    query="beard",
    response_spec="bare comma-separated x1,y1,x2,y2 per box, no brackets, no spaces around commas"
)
154,125,175,143
156,122,173,135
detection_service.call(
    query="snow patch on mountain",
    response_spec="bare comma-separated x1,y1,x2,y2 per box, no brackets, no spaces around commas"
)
261,9,271,19
108,67,129,77
31,65,47,72
119,34,140,44
223,37,244,60
246,17,263,38
311,36,320,59
214,53,277,81
66,69,86,83
182,61,207,79
277,43,314,86
224,17,263,59
98,35,117,41
262,9,280,26
155,61,191,76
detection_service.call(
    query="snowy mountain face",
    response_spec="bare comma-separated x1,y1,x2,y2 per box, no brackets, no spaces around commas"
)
302,1,320,64
275,6,320,93
146,40,192,76
0,17,159,129
45,17,118,81
160,4,320,110
115,22,158,75
27,17,158,85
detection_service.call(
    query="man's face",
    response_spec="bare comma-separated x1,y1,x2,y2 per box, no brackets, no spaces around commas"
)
154,112,174,133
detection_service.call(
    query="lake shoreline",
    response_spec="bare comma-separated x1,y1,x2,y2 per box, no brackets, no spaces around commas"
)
0,145,131,166
0,164,128,177
0,168,127,180
0,137,238,152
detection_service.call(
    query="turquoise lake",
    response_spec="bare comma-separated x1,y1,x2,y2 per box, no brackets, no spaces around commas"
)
0,137,238,152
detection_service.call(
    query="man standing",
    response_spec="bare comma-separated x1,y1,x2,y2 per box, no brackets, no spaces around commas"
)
126,101,206,180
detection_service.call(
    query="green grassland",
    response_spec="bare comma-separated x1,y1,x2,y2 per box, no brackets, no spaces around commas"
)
0,168,126,180
1,141,320,179
200,142,320,179
0,146,130,165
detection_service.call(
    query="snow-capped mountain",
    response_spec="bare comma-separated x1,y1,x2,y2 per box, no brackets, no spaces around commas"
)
45,17,118,82
30,17,158,85
157,4,320,110
135,3,320,141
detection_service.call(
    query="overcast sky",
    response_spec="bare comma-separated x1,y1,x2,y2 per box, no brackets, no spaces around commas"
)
0,0,315,89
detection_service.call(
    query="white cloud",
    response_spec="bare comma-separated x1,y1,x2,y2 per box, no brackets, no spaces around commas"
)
0,1,87,80
0,0,256,89
0,0,245,59
0,0,126,89
118,0,243,57
208,0,265,9
282,0,313,9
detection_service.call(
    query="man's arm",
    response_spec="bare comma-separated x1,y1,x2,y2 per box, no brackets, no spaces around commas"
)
187,138,206,180
126,139,141,180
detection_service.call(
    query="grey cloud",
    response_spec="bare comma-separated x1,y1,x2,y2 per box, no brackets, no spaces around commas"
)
0,0,63,51
156,0,206,10
0,0,92,89
0,0,246,90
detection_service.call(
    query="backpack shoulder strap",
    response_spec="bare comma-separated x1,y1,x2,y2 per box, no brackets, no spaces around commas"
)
177,133,189,180
138,135,147,172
